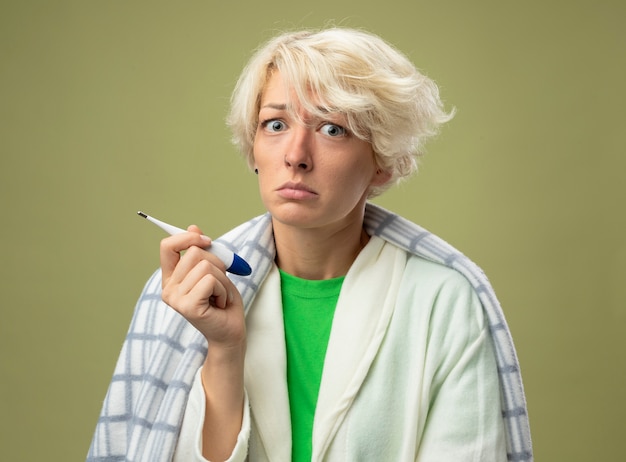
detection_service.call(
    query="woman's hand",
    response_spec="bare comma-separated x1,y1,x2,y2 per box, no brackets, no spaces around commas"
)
161,225,247,459
160,225,246,347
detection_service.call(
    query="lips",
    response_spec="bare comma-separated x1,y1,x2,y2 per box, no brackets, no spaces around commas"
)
276,181,318,200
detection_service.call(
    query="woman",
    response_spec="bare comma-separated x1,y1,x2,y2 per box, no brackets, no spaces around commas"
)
88,28,532,462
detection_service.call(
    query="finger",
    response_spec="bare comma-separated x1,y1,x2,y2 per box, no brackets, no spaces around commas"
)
187,259,237,309
187,224,205,235
194,257,234,304
193,273,230,309
175,259,222,298
160,232,212,283
166,249,233,301
168,246,227,290
183,226,227,272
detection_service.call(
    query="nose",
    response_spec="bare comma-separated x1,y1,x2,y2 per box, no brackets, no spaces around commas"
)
284,125,313,171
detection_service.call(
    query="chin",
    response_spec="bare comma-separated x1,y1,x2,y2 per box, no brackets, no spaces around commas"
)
265,201,321,227
270,209,316,228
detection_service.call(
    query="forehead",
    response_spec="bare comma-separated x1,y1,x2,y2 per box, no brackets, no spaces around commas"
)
260,71,290,105
259,70,328,114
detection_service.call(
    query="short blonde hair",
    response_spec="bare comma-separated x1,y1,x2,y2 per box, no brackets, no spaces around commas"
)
227,27,454,197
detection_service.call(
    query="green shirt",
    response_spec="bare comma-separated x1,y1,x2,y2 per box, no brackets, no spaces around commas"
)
279,270,345,462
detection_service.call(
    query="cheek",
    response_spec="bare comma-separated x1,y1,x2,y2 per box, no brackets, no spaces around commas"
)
333,152,376,181
255,175,273,209
328,165,375,199
253,138,280,169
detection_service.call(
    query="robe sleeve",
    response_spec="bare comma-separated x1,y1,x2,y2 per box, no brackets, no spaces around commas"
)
416,272,507,462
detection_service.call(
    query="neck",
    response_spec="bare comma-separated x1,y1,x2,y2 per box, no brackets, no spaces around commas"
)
272,211,370,280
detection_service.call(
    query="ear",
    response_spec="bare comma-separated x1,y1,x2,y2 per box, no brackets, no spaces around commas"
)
370,168,392,187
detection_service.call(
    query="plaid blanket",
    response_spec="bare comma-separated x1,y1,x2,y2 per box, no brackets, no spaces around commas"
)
87,202,533,461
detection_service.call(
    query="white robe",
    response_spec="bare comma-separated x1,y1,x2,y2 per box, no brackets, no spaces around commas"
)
175,236,507,461
87,203,533,461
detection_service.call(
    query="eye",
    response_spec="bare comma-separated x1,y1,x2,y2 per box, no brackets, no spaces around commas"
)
261,119,286,132
320,123,347,137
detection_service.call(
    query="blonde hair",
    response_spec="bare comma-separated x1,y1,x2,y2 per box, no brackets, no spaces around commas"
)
227,27,454,197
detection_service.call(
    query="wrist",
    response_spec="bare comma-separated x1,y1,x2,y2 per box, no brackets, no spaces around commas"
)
206,338,247,363
202,340,246,391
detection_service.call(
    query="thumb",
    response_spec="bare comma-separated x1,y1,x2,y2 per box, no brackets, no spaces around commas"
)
186,224,207,239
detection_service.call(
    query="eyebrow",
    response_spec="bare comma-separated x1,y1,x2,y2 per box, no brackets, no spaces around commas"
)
260,103,334,114
260,103,287,110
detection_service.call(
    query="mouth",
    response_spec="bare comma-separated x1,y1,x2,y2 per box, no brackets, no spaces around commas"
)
276,181,318,200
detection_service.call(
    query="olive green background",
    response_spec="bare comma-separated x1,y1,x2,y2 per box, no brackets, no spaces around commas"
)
1,1,624,460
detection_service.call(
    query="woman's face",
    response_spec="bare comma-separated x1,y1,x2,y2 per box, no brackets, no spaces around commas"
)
253,71,389,233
